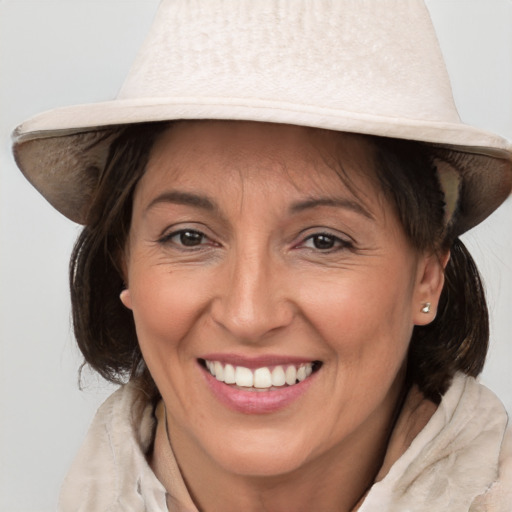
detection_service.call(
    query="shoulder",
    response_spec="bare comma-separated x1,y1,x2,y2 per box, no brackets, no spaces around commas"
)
57,382,167,512
360,374,510,512
470,423,512,512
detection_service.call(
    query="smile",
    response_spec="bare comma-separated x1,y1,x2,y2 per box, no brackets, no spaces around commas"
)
201,359,321,391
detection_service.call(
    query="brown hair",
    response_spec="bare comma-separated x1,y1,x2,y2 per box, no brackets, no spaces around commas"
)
70,123,167,394
70,122,488,402
371,138,488,401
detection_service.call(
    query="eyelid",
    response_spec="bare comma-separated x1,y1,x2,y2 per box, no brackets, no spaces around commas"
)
294,228,355,251
298,226,354,242
158,228,201,243
157,225,218,248
156,220,213,240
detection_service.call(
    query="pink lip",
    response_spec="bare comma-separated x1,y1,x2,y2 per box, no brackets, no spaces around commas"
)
199,353,315,369
198,360,318,415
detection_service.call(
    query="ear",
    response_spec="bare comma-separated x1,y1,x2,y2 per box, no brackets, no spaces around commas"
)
412,250,450,326
120,289,133,310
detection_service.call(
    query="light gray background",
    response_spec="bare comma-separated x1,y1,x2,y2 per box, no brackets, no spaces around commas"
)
1,1,511,511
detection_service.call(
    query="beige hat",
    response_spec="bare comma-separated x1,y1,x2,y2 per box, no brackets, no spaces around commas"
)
12,0,512,232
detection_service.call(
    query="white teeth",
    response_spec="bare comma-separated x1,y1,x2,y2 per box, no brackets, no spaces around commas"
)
204,360,316,389
285,365,297,386
235,366,254,387
224,364,236,384
254,367,272,388
214,361,224,381
271,366,286,387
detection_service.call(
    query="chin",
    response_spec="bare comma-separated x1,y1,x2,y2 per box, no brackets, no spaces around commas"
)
178,417,317,478
209,438,313,478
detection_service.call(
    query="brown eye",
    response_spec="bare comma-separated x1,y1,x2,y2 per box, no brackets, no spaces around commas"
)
179,230,204,246
159,229,209,248
300,232,353,252
310,234,336,250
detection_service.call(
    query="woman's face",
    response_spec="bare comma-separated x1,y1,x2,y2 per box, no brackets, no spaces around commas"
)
122,121,443,477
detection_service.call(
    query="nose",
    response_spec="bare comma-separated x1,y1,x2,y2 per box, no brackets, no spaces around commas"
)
210,248,295,342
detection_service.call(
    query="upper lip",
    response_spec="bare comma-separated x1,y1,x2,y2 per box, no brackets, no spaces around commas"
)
199,353,318,369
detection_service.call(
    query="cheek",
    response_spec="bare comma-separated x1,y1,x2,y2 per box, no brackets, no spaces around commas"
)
296,262,416,370
128,268,211,358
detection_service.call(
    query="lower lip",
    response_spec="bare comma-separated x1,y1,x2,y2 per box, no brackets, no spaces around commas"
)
200,363,317,414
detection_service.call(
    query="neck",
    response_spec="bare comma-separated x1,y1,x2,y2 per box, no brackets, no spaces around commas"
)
184,450,380,512
158,428,388,512
151,379,410,512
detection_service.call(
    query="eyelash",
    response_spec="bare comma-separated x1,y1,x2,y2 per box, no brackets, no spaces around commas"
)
158,228,353,253
158,229,216,249
298,232,354,252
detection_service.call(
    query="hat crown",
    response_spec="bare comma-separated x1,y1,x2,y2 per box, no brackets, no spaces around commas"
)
119,0,460,124
13,0,512,228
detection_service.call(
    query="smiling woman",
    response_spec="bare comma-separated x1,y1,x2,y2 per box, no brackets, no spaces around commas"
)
9,0,512,511
119,122,442,507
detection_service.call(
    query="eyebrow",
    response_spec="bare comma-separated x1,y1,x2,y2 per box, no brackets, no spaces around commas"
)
145,190,218,213
289,197,374,220
145,190,373,220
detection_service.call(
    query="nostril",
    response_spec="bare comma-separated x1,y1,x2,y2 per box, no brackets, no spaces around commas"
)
210,292,297,341
209,267,296,341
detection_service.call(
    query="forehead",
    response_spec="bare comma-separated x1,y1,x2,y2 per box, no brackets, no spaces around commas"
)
137,121,381,208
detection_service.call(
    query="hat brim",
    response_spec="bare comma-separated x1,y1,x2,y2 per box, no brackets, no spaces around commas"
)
12,96,512,230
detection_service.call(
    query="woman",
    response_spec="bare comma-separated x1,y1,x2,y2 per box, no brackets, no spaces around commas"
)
10,0,512,510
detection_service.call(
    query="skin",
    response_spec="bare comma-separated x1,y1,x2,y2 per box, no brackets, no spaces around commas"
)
120,121,446,512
